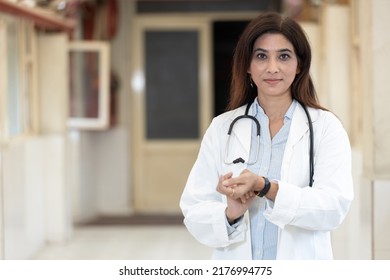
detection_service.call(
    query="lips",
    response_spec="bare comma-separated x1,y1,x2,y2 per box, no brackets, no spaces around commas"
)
264,78,282,85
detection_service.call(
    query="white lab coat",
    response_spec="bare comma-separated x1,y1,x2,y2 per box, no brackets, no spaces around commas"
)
180,103,354,259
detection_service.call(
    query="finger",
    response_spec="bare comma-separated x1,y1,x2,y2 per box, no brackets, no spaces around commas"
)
221,172,233,181
217,185,237,198
223,170,253,187
240,192,250,203
216,181,232,195
230,187,235,198
217,172,232,190
239,190,256,203
216,182,226,194
217,186,230,196
222,177,241,188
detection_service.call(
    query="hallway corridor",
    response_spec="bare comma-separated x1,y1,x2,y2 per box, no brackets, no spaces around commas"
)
32,225,212,260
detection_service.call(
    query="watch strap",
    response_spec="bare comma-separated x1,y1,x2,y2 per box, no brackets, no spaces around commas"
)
257,176,271,197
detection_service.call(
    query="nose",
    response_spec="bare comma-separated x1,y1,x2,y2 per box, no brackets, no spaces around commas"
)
267,57,279,73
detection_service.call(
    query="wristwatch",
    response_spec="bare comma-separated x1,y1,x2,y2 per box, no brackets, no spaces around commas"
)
257,176,271,197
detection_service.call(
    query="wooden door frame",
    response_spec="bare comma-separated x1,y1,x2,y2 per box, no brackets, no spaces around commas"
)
129,12,258,214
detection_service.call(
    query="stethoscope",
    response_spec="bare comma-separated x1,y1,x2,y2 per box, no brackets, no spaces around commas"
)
224,98,314,187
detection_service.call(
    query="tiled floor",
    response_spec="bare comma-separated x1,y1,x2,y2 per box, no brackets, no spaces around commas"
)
32,225,213,260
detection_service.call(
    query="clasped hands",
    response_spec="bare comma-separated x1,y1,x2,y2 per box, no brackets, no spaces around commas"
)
217,169,262,203
216,169,264,223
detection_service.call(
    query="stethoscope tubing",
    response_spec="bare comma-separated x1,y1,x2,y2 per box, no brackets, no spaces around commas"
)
224,98,314,187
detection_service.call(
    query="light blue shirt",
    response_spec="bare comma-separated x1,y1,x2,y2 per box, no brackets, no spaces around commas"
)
248,98,296,259
226,99,297,260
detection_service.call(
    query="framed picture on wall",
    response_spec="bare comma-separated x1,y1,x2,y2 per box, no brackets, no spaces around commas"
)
67,41,110,130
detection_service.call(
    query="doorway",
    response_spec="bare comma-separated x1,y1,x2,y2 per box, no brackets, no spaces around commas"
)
213,20,249,117
131,15,255,215
131,16,212,214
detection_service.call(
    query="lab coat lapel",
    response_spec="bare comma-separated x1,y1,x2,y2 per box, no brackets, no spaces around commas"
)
287,103,316,148
288,105,309,147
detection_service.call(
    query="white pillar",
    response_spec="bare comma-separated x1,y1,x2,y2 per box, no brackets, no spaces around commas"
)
320,5,351,134
0,17,6,260
0,153,4,260
359,0,390,259
38,33,72,243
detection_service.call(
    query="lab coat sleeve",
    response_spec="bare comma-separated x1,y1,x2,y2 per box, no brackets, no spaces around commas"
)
264,112,354,231
180,118,248,248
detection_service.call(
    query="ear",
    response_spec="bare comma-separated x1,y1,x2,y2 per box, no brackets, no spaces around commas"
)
295,60,301,75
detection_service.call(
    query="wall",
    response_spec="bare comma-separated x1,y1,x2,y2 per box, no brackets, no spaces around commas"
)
0,17,5,259
71,0,134,223
355,0,390,259
38,33,71,244
2,135,68,259
301,6,367,259
319,5,351,134
362,0,390,259
92,0,134,217
371,2,390,179
0,31,70,259
332,149,372,259
303,4,374,259
2,139,45,259
71,126,132,223
0,151,3,259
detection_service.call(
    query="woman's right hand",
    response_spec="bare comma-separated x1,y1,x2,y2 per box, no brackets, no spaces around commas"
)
216,172,255,223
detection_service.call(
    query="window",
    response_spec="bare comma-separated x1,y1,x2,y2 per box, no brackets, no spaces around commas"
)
68,41,110,130
0,14,36,141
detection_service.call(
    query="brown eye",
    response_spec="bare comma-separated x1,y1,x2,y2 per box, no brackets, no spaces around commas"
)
279,53,291,60
256,53,267,60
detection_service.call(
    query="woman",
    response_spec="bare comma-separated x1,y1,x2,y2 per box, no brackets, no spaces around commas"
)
180,12,353,260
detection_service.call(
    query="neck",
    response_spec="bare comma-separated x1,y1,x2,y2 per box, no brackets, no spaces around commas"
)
257,95,293,121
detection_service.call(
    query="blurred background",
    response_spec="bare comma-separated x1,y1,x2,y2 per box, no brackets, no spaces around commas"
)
0,0,389,260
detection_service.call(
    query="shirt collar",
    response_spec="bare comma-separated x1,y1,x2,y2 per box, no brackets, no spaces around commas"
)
253,98,297,120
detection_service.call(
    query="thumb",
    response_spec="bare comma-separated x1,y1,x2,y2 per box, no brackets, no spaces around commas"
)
221,171,233,180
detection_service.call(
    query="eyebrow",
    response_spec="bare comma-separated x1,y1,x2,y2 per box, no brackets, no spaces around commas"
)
253,48,293,53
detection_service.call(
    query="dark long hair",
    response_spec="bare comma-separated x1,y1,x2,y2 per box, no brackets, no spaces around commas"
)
227,12,326,111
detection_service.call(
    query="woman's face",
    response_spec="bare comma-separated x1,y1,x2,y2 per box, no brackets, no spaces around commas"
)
248,33,299,99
